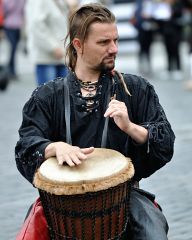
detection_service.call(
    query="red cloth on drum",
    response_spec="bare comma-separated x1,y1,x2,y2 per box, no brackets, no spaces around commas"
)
16,197,49,240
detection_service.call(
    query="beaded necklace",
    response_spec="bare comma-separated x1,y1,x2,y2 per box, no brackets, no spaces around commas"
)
77,78,99,97
74,73,102,112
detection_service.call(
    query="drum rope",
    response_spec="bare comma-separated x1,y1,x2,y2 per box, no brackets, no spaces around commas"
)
39,180,132,240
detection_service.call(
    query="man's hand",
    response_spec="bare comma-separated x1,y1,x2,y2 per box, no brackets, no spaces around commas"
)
104,99,131,133
45,142,94,167
104,99,148,144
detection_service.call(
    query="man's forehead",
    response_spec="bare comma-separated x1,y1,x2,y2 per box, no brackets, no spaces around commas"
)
88,22,118,37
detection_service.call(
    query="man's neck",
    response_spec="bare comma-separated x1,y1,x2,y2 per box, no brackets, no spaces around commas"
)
74,67,100,83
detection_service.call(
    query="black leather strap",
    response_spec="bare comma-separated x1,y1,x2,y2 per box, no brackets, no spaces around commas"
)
101,116,109,148
63,77,72,145
101,79,113,148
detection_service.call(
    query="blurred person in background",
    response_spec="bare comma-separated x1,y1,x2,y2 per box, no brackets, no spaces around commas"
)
2,0,25,80
133,0,158,76
0,0,9,91
183,0,192,90
155,0,185,81
0,0,3,33
79,0,110,5
25,0,78,86
0,0,4,43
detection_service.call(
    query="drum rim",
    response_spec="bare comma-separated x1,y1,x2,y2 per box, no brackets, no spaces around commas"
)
34,161,134,195
33,148,134,195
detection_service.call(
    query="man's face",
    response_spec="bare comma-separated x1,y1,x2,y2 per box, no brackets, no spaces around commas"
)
80,22,119,72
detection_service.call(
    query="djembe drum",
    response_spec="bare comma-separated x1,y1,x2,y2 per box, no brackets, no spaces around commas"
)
34,148,134,240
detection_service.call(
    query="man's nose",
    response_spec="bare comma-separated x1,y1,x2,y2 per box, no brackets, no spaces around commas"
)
109,41,118,54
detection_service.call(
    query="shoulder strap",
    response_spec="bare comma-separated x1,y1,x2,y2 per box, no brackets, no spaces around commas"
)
101,113,109,148
101,78,113,148
63,77,72,145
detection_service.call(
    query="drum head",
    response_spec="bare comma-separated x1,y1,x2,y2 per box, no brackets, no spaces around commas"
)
34,148,134,195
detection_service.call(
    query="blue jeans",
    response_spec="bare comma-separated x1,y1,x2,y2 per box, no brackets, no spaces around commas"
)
36,64,68,86
4,28,21,76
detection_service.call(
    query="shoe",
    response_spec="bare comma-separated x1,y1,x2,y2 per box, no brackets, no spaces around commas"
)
0,65,9,91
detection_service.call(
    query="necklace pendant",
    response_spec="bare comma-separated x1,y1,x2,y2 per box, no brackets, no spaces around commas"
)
86,92,94,97
87,85,96,91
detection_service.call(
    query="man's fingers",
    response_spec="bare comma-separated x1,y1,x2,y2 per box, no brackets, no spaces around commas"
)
104,108,116,117
76,151,87,160
57,154,65,165
56,147,94,167
57,154,75,167
110,109,124,117
104,104,127,118
63,154,76,167
69,153,82,165
81,147,94,154
109,99,120,105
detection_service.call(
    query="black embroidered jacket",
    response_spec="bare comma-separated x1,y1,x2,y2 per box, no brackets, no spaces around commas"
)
15,71,175,183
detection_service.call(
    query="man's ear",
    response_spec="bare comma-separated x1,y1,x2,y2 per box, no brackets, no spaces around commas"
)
72,38,83,54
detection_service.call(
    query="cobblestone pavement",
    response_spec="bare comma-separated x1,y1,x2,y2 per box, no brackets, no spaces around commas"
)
0,40,192,240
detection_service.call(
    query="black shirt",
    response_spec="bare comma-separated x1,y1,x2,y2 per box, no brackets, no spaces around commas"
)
15,71,175,183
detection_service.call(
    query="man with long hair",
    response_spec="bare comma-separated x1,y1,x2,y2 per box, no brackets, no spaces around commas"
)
15,3,175,239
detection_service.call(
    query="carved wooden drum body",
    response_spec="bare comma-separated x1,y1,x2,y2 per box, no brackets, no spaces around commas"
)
34,148,134,240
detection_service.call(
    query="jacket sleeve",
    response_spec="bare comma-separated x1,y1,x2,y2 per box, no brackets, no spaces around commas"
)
15,92,53,184
126,75,175,181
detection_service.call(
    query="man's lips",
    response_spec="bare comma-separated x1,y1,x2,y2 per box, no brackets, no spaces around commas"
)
104,56,116,61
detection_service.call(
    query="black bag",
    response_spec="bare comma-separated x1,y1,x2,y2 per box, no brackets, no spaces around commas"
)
0,65,9,91
128,188,169,240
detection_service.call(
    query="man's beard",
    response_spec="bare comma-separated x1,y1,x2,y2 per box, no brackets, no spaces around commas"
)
94,56,116,72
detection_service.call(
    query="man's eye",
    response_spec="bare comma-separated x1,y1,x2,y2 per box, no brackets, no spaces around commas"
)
100,40,108,45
